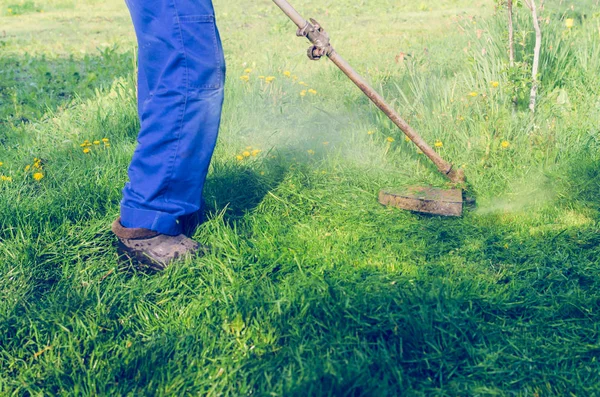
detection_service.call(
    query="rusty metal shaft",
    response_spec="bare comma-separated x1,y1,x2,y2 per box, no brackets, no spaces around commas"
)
271,0,464,184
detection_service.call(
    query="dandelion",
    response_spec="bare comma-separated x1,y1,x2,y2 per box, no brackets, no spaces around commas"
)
386,137,395,143
404,136,411,142
83,148,91,154
322,141,329,145
258,75,265,80
0,162,3,167
265,76,275,83
501,140,510,148
33,172,44,181
102,138,109,143
104,143,110,148
236,155,244,161
417,149,423,154
307,149,315,155
565,18,574,29
299,81,308,86
7,8,12,14
251,149,261,156
300,90,307,97
25,165,31,172
1,175,12,182
93,140,100,145
367,130,375,135
491,81,499,88
244,68,252,74
292,75,298,81
434,140,443,148
283,71,291,77
242,151,251,157
468,92,478,97
308,89,317,95
240,75,250,82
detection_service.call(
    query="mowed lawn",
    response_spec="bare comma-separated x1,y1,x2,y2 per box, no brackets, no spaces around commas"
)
1,0,600,395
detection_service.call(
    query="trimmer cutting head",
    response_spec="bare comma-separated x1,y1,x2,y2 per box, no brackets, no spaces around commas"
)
379,186,464,217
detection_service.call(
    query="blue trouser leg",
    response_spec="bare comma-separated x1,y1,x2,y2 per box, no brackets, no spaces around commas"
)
121,0,226,236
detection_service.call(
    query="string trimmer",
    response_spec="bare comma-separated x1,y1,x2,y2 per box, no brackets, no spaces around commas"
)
272,0,469,217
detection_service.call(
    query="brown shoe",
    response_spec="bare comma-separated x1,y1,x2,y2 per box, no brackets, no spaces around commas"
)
111,218,202,271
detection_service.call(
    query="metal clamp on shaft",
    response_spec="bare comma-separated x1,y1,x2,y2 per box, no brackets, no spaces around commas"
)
296,18,333,61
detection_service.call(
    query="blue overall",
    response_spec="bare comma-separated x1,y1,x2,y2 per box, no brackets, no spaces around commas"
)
120,0,225,235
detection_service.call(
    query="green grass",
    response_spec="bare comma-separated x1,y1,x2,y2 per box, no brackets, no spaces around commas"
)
1,0,600,394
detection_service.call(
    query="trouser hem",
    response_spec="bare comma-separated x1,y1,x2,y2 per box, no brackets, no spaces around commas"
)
120,205,182,236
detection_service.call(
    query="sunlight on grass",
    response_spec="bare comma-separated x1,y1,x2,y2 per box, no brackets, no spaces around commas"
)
1,0,600,394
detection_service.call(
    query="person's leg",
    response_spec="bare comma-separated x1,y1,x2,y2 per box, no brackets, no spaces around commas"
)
121,0,226,236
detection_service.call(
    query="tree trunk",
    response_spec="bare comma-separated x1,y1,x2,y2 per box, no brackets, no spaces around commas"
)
508,0,515,67
528,0,542,114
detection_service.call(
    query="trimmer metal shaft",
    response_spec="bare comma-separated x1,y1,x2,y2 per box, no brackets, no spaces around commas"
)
272,0,465,184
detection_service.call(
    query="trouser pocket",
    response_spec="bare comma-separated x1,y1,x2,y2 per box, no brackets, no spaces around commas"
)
177,15,225,90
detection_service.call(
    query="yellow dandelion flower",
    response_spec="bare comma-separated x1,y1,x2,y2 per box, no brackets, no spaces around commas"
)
434,140,443,148
104,143,110,148
25,165,31,172
244,68,252,74
265,76,276,83
565,18,574,29
308,89,317,95
7,8,12,14
258,75,265,80
405,136,411,142
283,71,291,77
0,162,3,167
242,151,251,157
300,90,307,97
33,162,41,169
322,141,329,145
491,81,499,88
292,75,298,81
93,140,100,145
102,138,109,143
83,148,91,154
417,149,423,154
501,140,510,148
307,149,315,155
236,155,244,161
251,149,261,156
1,175,12,182
33,172,44,181
240,75,250,82
367,130,375,135
468,92,478,97
386,137,395,143
299,81,308,86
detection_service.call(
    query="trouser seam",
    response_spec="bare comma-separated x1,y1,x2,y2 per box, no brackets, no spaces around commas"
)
163,0,190,212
